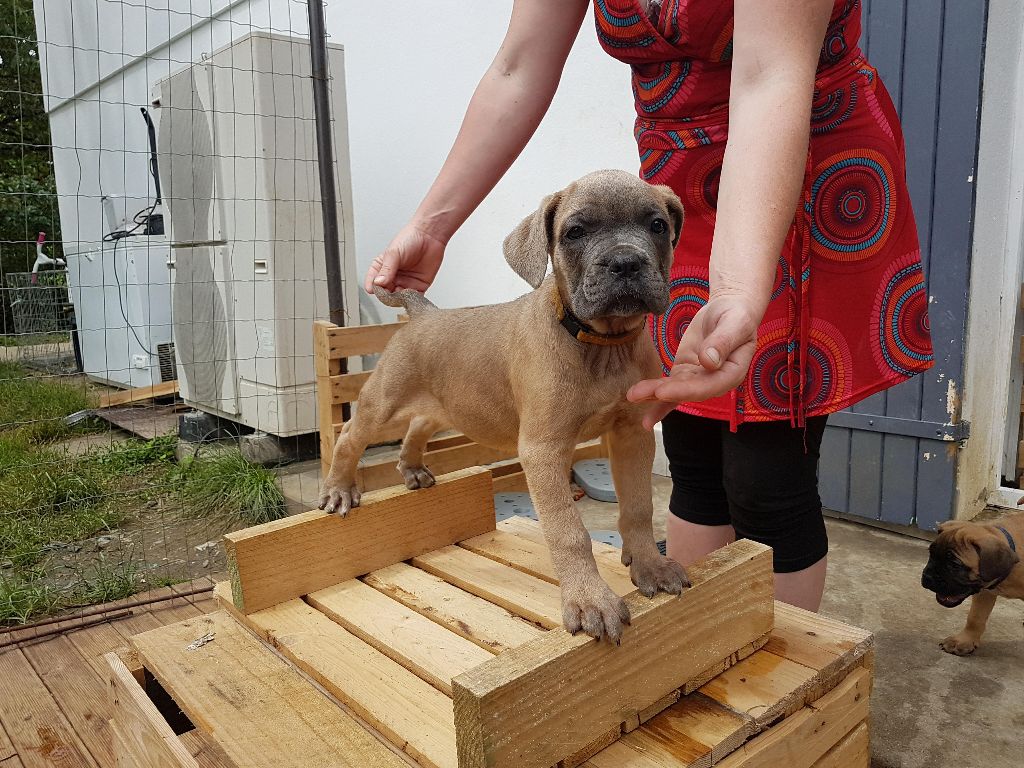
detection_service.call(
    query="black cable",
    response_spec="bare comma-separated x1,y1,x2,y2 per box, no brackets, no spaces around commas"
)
111,235,156,357
140,107,162,205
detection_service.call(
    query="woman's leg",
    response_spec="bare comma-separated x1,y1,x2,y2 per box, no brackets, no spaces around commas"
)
721,416,830,612
666,514,735,567
661,411,735,566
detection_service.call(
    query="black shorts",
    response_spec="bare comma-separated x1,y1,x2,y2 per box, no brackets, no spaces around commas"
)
661,410,829,573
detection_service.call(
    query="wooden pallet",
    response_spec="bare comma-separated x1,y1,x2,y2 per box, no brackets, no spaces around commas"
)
312,319,608,492
108,468,873,768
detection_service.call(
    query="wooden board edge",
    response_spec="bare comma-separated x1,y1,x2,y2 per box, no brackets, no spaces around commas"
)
105,652,200,768
224,467,496,614
452,541,774,768
683,631,771,695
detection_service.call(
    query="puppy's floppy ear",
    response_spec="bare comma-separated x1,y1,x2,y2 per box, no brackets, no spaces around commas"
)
974,535,1020,583
503,192,561,288
652,184,685,248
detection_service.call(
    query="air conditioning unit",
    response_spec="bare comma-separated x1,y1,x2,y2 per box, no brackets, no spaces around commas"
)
154,31,359,437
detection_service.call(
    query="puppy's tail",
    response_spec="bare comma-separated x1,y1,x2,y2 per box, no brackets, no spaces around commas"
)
372,285,437,317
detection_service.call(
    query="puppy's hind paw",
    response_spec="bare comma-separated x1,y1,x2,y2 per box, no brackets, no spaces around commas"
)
318,483,361,517
630,554,691,598
561,582,631,645
940,633,979,656
398,461,435,490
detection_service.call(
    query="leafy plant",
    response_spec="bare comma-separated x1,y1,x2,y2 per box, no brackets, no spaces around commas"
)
175,449,287,526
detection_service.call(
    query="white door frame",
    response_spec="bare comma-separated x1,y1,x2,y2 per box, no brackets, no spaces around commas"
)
957,0,1024,519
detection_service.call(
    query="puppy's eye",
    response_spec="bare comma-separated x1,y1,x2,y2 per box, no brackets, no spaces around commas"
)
565,225,587,240
650,218,668,235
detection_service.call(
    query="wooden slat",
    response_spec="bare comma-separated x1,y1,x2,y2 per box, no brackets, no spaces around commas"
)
489,441,608,494
228,600,457,768
178,730,238,768
715,668,871,768
810,721,869,768
699,651,818,729
0,709,16,762
317,320,407,360
452,540,774,768
362,563,545,653
0,648,97,768
98,380,179,408
130,612,408,768
331,370,374,404
225,467,495,613
307,579,493,695
106,652,198,768
474,517,637,596
358,443,514,494
413,546,564,628
23,635,116,766
765,603,874,676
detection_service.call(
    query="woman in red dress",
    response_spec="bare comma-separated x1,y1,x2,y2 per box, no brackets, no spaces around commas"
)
366,0,933,612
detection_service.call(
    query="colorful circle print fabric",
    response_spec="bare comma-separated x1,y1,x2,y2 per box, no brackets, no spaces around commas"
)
595,0,934,425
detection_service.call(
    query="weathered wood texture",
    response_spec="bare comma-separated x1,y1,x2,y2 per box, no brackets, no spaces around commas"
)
225,467,495,613
130,612,408,768
452,540,775,768
106,652,199,768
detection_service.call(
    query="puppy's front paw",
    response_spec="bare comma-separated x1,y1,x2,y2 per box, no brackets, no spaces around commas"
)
397,461,435,490
629,554,691,598
940,633,979,656
318,481,361,517
561,580,631,644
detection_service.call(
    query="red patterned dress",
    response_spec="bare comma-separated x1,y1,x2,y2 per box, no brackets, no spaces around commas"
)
595,0,934,427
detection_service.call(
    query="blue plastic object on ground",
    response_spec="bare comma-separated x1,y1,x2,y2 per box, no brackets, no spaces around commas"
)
572,459,617,502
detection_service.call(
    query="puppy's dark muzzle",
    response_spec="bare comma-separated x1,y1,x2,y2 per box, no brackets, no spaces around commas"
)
921,566,976,608
607,250,643,278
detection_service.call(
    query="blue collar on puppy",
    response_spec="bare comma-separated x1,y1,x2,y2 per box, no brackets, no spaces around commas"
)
986,526,1018,590
996,526,1017,553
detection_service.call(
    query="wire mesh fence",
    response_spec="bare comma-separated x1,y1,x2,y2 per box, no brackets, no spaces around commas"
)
0,0,358,628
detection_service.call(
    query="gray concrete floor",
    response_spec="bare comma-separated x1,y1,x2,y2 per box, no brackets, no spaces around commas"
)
280,463,1023,767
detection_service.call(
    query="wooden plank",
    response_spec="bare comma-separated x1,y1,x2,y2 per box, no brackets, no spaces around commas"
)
765,603,874,677
473,517,637,596
810,721,869,768
0,708,16,762
319,320,407,360
699,650,818,729
225,467,495,613
23,635,117,766
230,600,457,768
362,563,545,653
178,730,239,768
130,612,409,768
452,540,774,768
492,471,529,493
0,648,97,768
331,370,374,404
307,579,493,695
358,443,514,494
98,380,179,408
106,652,198,768
715,668,871,768
413,546,564,628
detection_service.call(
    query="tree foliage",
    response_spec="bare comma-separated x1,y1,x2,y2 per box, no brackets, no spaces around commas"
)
0,0,62,334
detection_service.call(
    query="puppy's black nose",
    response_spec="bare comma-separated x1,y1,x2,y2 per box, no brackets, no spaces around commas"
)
608,252,642,277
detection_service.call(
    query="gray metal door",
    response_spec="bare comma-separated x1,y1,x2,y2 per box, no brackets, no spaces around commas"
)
819,0,987,531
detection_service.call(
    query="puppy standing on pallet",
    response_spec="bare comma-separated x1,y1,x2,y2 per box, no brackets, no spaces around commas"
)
320,171,689,642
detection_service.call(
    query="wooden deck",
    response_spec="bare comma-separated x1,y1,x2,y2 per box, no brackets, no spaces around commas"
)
0,580,220,768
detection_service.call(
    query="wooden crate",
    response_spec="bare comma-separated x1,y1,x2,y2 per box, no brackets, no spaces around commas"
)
109,468,873,768
312,319,607,492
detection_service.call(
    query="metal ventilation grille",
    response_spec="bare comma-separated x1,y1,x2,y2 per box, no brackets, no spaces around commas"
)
157,342,177,383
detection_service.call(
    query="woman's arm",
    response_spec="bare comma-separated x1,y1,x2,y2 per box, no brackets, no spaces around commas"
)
367,0,590,292
628,0,835,426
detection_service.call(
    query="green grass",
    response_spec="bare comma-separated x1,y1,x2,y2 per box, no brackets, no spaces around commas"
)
73,556,141,605
175,449,287,526
0,569,61,625
0,361,94,443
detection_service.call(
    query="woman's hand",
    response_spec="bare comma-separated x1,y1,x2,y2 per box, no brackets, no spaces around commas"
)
627,294,761,430
364,224,447,294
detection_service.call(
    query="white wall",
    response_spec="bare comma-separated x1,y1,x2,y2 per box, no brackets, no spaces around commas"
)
33,1,638,311
326,2,638,313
